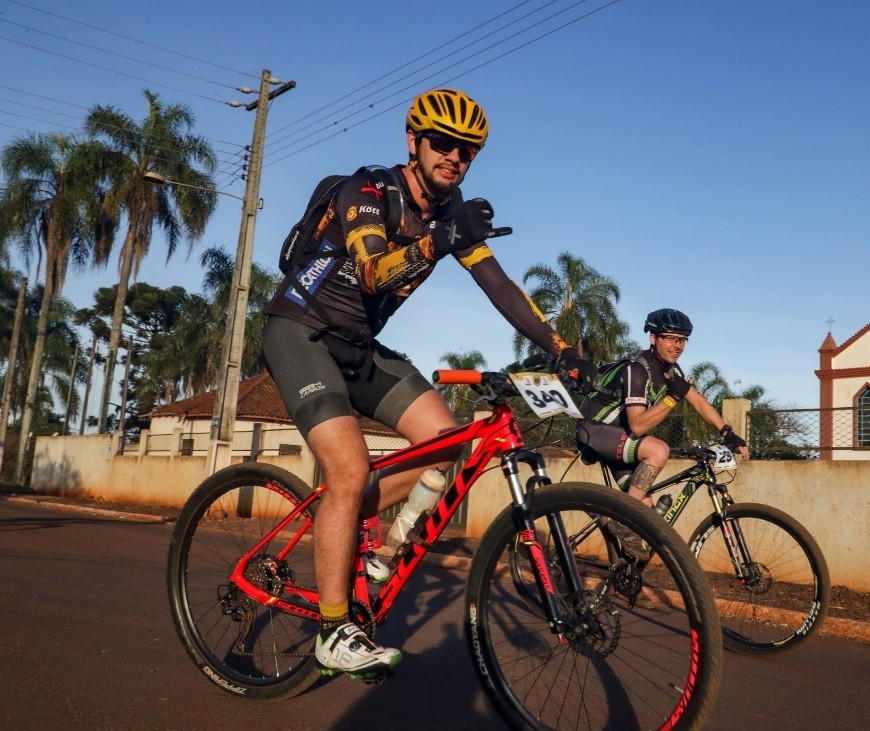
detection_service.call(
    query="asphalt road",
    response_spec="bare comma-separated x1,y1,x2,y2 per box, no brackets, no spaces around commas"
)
1,499,868,730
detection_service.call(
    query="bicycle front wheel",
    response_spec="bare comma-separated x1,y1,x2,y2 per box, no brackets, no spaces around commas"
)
466,482,723,731
167,462,321,699
690,502,830,655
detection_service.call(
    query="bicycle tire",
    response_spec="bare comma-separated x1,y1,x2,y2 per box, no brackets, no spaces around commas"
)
466,482,723,731
689,502,830,656
167,462,321,699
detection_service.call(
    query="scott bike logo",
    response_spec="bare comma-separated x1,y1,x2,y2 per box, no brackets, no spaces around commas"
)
202,665,247,695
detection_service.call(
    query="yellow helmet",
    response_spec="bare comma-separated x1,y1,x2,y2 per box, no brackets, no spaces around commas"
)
406,88,489,147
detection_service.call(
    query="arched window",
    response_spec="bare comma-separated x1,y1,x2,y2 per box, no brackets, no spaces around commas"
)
859,387,870,448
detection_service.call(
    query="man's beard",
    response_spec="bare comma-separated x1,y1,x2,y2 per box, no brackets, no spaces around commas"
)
418,160,461,200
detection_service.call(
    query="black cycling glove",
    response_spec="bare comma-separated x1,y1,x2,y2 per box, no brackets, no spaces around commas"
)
430,198,498,259
721,426,747,453
556,347,598,394
665,371,692,402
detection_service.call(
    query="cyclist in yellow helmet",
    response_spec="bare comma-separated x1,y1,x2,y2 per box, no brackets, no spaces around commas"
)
263,88,597,679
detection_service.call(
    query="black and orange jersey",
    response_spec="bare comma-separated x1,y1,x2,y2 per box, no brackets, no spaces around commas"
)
265,164,567,355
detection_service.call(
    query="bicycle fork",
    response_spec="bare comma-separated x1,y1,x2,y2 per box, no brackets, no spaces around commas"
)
707,485,757,584
501,449,581,636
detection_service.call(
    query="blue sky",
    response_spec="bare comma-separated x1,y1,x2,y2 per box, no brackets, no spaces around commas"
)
1,0,867,417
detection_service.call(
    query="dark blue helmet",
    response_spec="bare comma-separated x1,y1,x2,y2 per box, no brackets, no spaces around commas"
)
644,309,693,336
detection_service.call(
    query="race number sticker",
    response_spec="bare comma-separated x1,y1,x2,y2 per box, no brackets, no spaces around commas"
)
509,373,581,418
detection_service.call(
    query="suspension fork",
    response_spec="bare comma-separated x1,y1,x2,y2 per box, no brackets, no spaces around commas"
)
502,449,579,634
707,484,754,581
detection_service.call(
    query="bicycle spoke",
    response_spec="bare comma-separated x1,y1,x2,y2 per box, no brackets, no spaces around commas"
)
467,483,722,730
167,464,322,698
691,503,830,655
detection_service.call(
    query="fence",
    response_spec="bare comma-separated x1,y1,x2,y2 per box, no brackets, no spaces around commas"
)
513,405,868,461
747,406,867,459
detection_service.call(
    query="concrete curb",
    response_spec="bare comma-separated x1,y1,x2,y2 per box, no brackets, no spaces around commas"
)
4,495,175,524
9,494,868,643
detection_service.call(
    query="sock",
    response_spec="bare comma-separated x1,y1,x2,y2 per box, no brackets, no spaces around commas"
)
319,601,349,640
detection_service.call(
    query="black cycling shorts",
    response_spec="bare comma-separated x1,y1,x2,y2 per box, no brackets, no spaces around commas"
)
575,419,646,490
262,316,433,438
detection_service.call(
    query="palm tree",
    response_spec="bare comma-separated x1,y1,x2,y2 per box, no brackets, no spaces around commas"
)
514,252,632,365
438,349,487,418
0,132,112,482
85,89,218,433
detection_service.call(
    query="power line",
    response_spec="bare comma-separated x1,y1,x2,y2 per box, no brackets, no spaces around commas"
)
264,0,607,160
265,0,621,167
267,0,542,140
0,16,240,92
4,0,260,80
0,34,229,104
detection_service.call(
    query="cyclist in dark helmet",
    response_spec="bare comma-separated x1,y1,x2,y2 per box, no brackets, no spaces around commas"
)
262,88,597,678
577,308,748,559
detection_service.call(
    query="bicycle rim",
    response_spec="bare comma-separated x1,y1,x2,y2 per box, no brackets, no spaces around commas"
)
467,482,722,731
167,463,321,699
690,502,830,656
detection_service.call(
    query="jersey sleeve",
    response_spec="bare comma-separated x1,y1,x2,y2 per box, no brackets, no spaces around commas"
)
465,255,569,356
623,362,651,408
335,172,432,294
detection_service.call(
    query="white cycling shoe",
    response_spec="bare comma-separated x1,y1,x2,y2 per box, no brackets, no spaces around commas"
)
315,622,402,679
364,552,390,583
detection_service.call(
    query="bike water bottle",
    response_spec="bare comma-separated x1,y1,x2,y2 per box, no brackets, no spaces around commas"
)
385,469,446,549
654,493,673,517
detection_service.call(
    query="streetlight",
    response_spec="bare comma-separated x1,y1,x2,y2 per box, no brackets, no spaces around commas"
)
142,172,259,206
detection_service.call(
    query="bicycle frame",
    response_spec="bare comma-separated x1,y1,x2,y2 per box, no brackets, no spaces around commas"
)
598,453,755,583
226,400,578,631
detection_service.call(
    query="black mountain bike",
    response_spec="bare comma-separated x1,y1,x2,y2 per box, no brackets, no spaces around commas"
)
513,443,830,656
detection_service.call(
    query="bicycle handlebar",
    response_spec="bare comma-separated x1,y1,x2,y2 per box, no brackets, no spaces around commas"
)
671,446,715,460
432,369,483,385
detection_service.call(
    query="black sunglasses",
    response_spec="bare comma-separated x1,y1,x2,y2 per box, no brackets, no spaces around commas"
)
420,131,479,163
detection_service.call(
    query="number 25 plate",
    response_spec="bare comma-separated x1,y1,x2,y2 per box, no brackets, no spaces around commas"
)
509,373,581,418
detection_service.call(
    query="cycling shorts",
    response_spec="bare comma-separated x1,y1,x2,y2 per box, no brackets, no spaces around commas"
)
575,419,647,490
262,315,433,438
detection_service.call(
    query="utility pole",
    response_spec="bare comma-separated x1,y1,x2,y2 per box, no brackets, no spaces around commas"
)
79,332,98,436
206,69,295,475
116,338,133,453
62,342,79,435
0,276,28,472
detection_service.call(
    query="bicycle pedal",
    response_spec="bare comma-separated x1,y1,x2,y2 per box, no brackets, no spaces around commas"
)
348,668,392,684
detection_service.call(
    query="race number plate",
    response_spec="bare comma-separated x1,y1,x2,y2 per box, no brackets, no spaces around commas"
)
509,373,581,418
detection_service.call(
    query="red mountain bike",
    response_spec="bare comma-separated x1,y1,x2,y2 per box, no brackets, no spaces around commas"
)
167,368,723,730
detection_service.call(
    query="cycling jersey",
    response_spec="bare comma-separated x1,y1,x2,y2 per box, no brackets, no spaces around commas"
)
264,165,566,354
576,350,687,487
580,351,687,427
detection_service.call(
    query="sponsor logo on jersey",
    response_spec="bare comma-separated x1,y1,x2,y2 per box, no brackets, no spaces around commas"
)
346,206,358,221
283,238,342,307
358,204,380,216
361,179,384,199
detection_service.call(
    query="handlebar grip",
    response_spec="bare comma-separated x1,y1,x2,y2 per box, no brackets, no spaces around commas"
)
432,369,482,385
484,226,512,239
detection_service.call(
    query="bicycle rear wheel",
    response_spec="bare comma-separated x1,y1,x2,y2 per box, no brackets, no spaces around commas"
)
689,502,830,656
466,482,722,731
167,463,321,699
